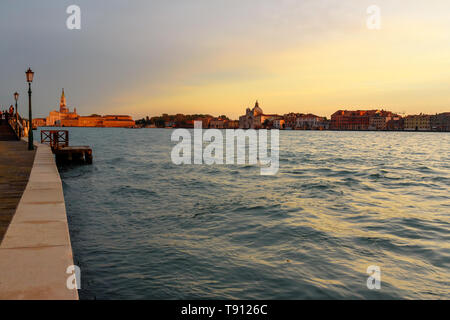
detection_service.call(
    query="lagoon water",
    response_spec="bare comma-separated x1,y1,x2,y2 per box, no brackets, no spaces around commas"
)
36,128,450,299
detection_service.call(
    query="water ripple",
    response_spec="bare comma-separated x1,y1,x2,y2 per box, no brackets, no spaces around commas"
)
44,128,450,299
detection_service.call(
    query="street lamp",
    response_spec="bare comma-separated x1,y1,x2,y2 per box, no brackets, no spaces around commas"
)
26,68,34,150
14,92,20,139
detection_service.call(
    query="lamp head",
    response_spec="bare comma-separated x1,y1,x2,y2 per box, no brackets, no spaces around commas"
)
26,68,34,83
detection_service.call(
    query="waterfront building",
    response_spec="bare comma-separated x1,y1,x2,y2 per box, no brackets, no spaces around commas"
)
331,110,370,130
225,120,239,129
283,113,300,129
209,118,240,129
368,112,402,130
272,119,285,129
369,114,387,130
295,114,327,130
197,116,214,128
239,101,282,129
209,118,226,129
404,114,431,131
45,89,135,127
331,109,398,130
46,89,79,126
386,118,404,131
102,115,135,127
430,112,450,132
319,119,330,130
32,118,47,129
78,115,103,127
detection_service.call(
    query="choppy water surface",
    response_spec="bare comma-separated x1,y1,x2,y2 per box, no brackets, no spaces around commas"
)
38,128,449,299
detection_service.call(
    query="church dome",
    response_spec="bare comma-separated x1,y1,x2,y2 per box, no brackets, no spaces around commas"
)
252,100,263,116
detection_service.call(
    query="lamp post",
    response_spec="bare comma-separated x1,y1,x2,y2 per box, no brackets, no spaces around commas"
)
14,92,20,139
26,68,34,150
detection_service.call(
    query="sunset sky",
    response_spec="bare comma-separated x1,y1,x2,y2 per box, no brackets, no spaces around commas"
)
1,0,450,119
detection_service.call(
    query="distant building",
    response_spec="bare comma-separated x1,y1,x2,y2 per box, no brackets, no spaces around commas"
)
331,110,368,130
225,120,239,129
331,109,399,130
102,115,135,127
272,119,285,129
369,114,387,130
386,118,404,131
32,118,46,129
239,101,282,129
283,113,300,129
430,113,450,132
295,114,327,130
78,115,103,127
209,118,226,129
369,112,401,130
319,119,330,130
404,114,431,131
45,89,135,127
46,89,79,126
195,116,214,128
209,118,240,129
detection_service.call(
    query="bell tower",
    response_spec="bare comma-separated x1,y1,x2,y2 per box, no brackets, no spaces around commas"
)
60,88,69,113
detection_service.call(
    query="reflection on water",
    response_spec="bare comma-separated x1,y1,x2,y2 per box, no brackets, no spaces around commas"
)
36,128,450,299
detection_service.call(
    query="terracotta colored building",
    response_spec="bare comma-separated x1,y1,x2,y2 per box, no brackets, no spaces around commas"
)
102,115,135,127
331,109,399,130
32,118,47,129
45,89,135,128
283,113,300,129
46,89,79,126
78,115,103,127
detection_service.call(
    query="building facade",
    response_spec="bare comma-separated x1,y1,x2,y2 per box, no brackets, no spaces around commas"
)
45,89,135,128
272,119,285,129
331,110,370,130
295,114,327,130
404,114,431,131
369,113,402,130
283,113,299,129
32,118,47,129
209,118,226,129
46,89,79,126
331,110,400,130
225,120,239,129
239,101,282,129
430,113,450,132
386,118,404,131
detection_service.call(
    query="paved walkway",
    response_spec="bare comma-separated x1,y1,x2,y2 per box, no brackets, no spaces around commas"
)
0,120,35,242
0,139,78,299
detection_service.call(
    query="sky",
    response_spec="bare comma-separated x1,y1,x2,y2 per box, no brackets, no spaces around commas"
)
1,0,450,120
